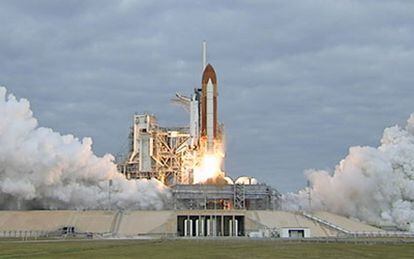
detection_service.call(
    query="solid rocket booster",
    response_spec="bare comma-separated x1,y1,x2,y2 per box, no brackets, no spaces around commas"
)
201,64,218,153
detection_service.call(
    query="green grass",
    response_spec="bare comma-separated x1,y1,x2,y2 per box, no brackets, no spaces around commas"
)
0,239,413,259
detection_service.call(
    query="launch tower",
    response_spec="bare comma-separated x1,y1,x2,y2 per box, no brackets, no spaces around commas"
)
117,42,280,210
117,42,225,185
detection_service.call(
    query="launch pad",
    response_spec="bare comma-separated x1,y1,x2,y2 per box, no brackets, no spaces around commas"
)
0,45,399,240
116,42,282,211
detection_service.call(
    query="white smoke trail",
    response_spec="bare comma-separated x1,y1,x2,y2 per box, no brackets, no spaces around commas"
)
0,86,170,210
284,114,414,230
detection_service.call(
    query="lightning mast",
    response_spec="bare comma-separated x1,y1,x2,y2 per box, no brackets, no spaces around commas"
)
202,41,207,70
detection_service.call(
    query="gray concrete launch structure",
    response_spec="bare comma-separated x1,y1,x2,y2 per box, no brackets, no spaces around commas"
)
0,210,391,239
171,184,281,210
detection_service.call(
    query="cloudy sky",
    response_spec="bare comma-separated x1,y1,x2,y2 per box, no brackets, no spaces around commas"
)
1,0,413,192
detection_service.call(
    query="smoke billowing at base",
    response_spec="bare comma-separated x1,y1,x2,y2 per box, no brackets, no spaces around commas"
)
4,85,414,231
0,87,170,210
284,114,414,231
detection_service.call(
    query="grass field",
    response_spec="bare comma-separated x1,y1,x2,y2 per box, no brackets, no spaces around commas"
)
0,239,414,258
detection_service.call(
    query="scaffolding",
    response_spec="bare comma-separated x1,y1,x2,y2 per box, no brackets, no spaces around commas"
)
117,114,195,186
233,184,246,209
172,184,281,210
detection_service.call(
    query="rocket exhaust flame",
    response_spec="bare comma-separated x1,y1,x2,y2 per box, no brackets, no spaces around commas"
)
193,153,224,184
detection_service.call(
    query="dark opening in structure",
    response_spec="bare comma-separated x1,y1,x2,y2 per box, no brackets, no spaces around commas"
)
288,229,305,238
177,215,244,237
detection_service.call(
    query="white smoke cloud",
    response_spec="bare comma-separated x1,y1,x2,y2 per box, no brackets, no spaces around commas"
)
284,114,414,230
0,86,170,210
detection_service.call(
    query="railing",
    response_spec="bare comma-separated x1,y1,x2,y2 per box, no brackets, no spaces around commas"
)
348,231,414,238
0,230,49,240
302,212,351,234
302,211,414,238
0,229,104,240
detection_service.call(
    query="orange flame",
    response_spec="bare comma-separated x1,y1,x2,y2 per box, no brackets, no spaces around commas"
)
193,154,222,183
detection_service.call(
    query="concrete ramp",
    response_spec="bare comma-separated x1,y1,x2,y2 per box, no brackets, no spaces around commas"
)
308,211,384,233
0,211,76,232
246,211,337,237
72,211,116,233
0,211,116,234
116,211,175,236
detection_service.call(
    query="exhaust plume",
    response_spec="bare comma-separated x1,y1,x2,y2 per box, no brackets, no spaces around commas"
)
284,114,414,230
0,86,170,210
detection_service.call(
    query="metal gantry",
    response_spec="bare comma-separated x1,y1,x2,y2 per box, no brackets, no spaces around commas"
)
233,184,246,209
172,184,280,210
117,114,195,186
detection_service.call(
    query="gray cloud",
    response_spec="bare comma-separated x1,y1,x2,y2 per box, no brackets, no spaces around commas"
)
1,0,414,192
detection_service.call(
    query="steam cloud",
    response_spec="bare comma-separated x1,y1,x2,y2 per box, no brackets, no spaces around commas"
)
0,87,170,210
284,114,414,230
5,85,414,230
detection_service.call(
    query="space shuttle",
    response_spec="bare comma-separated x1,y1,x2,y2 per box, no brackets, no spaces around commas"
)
200,63,218,153
174,42,222,155
196,42,222,155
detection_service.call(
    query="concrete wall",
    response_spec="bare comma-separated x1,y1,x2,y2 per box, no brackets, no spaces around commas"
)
0,210,383,238
0,211,116,234
117,211,176,236
245,211,338,237
310,211,384,233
